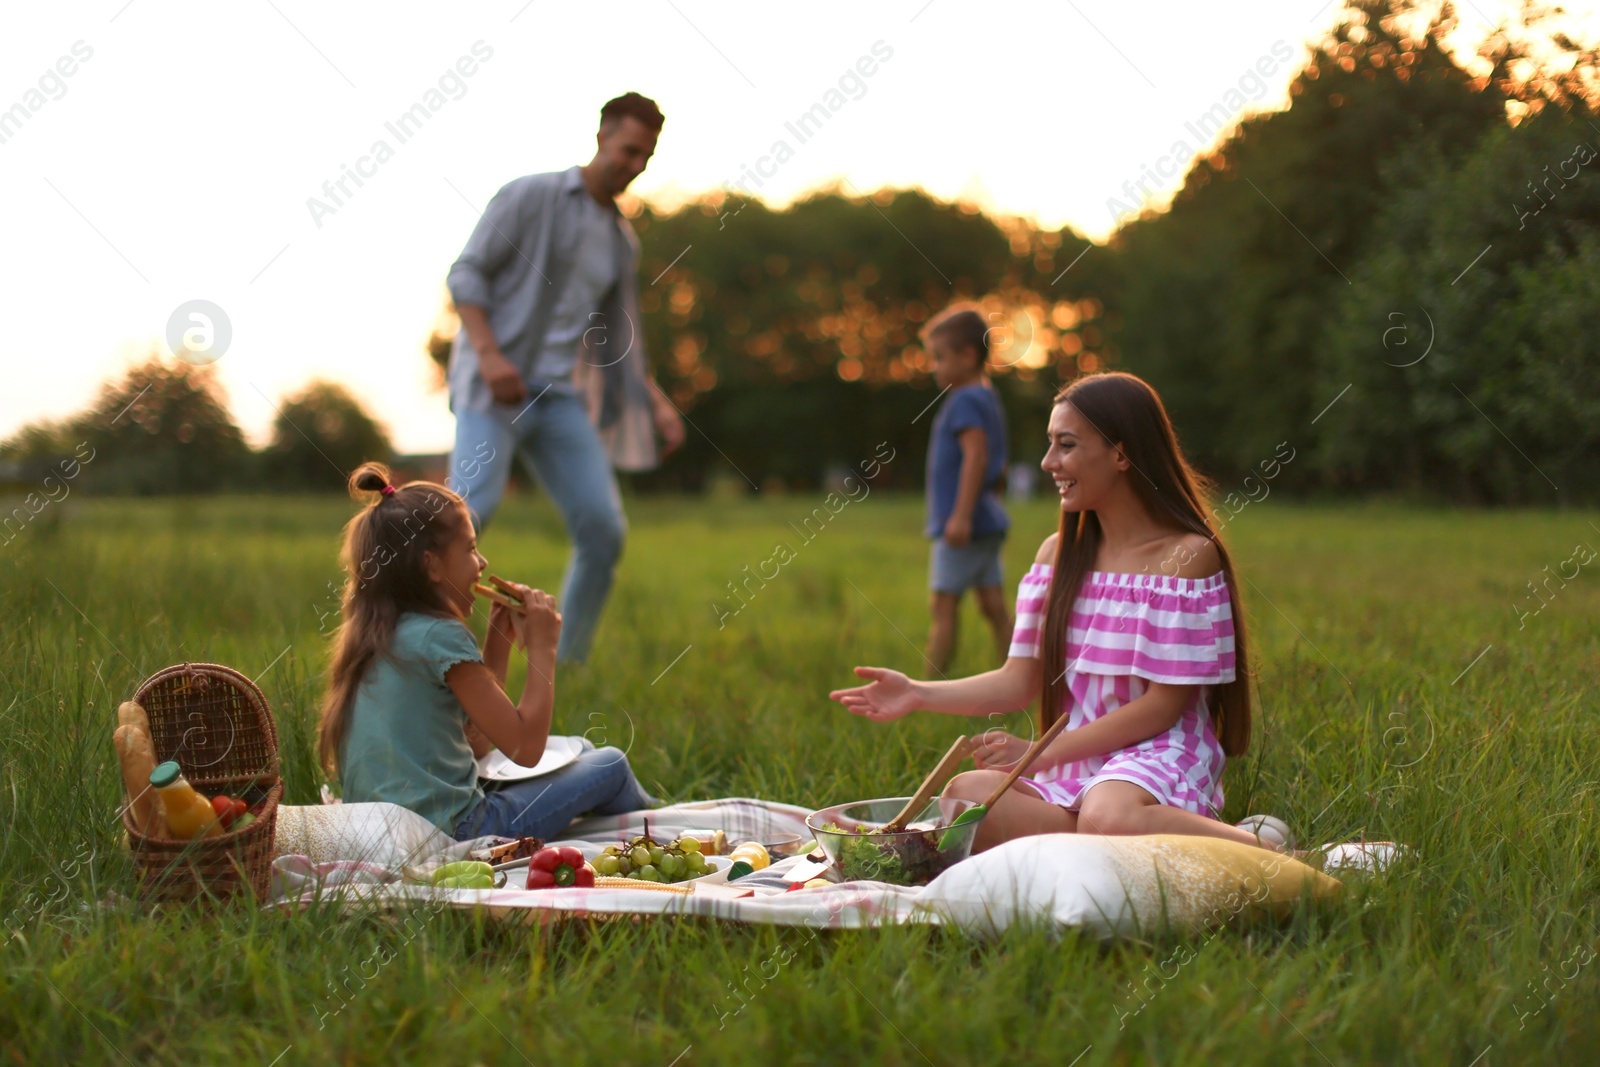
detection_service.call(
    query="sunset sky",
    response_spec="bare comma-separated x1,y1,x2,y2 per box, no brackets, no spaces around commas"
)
4,0,1592,454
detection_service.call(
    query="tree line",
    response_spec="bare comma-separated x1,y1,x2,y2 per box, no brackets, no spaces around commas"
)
6,0,1597,503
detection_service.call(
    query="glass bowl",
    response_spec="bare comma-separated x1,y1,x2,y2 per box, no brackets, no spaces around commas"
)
805,796,981,887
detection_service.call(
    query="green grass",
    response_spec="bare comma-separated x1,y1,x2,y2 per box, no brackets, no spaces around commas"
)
2,491,1597,1064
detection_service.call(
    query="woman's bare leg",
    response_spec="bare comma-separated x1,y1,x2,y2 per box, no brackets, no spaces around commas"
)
943,770,1077,853
1076,780,1283,851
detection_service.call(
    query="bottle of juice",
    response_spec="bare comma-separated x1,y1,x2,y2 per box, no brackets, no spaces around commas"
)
149,760,223,840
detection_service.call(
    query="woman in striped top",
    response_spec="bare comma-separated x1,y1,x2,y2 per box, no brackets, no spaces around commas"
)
830,372,1293,855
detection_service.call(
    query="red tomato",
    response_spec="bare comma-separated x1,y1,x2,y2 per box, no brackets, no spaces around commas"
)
211,795,234,828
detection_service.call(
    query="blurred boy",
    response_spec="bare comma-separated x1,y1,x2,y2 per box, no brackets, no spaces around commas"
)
921,306,1011,673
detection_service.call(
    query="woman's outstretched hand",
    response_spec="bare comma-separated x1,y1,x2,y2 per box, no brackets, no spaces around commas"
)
829,666,919,722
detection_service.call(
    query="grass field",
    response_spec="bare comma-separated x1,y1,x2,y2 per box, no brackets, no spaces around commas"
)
2,491,1597,1065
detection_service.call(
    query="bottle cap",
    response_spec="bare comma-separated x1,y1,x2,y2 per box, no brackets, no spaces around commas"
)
149,760,182,789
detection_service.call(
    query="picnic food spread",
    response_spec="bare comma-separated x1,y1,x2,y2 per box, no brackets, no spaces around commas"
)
107,672,993,903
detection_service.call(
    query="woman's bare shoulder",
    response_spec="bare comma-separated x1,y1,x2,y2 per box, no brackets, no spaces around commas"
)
1034,533,1059,565
1166,531,1222,579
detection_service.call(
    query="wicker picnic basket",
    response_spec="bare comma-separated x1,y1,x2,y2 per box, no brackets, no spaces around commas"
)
122,662,284,904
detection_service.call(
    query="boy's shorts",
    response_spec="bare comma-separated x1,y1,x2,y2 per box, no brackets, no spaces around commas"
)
929,534,1006,594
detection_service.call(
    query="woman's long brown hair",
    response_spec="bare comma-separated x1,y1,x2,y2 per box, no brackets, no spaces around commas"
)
1039,373,1253,757
315,462,469,776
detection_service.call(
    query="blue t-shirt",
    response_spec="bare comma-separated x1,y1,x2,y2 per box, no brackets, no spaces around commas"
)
339,612,486,832
925,381,1009,540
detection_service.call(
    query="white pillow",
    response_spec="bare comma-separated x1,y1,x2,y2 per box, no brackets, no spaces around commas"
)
916,833,1342,939
273,802,492,869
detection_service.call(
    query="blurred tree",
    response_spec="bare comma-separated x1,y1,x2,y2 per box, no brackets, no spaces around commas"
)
1102,0,1600,501
70,357,254,494
0,419,77,463
1316,110,1600,501
1109,0,1511,482
261,380,393,491
428,187,1107,491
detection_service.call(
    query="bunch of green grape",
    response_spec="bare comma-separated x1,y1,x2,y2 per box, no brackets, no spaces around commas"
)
590,834,712,883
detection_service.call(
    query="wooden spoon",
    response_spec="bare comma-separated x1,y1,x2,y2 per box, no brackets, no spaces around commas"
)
879,736,973,833
938,711,1075,848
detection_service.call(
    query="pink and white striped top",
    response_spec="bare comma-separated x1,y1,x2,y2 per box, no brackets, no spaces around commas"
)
1008,562,1236,818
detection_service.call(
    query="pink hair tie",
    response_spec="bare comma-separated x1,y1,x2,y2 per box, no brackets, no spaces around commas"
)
380,484,396,497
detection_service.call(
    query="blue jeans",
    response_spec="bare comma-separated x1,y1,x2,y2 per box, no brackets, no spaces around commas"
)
449,388,626,664
451,739,659,841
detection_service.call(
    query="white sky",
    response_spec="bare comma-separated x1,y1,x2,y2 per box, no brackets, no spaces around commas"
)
1,0,1589,454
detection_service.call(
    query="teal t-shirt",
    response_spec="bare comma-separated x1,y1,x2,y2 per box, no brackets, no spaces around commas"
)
339,612,486,833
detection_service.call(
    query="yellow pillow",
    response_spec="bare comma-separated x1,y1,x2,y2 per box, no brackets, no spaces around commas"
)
1124,834,1342,928
916,832,1341,937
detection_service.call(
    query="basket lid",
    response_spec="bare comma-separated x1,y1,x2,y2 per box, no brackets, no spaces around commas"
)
133,662,282,786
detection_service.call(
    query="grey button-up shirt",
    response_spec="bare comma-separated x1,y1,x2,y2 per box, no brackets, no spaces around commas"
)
445,165,659,472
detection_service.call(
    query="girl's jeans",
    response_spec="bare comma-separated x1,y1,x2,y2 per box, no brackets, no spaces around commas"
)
452,738,659,841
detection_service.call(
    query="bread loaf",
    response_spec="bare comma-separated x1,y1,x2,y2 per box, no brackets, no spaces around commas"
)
114,724,166,838
117,700,150,734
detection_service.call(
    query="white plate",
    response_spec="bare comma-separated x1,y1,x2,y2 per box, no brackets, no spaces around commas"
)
686,855,735,883
475,736,585,783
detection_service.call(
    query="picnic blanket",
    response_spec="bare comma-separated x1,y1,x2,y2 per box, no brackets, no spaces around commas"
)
269,798,1399,939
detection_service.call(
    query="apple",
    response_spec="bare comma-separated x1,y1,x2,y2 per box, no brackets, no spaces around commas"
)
209,794,248,830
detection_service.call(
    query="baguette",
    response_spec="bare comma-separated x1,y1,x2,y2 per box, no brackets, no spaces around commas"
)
117,699,149,734
114,724,167,838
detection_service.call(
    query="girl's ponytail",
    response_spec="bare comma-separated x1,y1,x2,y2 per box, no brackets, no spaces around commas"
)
350,463,391,497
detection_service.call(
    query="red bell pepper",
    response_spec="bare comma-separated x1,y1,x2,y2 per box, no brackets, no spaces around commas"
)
526,846,593,890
